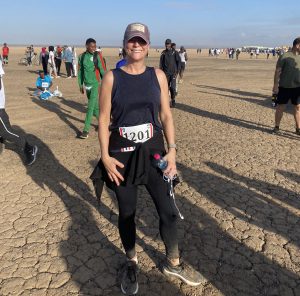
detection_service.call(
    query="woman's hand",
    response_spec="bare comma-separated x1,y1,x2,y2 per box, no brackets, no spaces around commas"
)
102,156,124,186
163,150,177,179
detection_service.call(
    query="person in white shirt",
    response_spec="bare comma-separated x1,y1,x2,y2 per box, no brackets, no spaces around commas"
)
255,48,260,59
0,61,38,164
72,46,77,77
178,46,188,83
48,46,59,78
118,47,123,58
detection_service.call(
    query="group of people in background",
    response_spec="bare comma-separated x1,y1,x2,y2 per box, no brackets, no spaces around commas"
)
39,45,77,78
20,45,78,79
207,47,288,60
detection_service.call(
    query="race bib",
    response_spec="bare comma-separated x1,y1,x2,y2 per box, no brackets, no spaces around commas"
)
42,82,49,88
119,123,153,143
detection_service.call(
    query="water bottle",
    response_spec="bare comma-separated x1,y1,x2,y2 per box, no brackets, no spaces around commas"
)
153,153,168,171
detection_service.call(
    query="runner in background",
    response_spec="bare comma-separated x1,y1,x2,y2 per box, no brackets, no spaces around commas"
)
62,46,73,78
118,47,123,58
160,39,181,108
26,46,33,66
171,43,180,94
48,46,59,78
39,47,49,75
0,61,38,165
272,37,300,135
236,48,241,60
2,43,9,65
54,45,63,76
255,48,260,59
72,46,77,77
178,46,188,83
77,38,106,139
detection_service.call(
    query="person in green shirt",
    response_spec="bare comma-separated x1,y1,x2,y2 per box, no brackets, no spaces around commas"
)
78,38,105,139
272,37,300,135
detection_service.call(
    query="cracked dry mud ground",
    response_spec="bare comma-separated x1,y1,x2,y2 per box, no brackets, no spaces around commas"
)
0,49,299,296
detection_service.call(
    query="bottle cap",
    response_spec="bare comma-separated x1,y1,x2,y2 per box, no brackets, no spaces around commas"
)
153,153,160,160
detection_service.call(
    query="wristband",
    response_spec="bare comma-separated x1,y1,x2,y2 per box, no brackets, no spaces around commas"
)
168,144,177,150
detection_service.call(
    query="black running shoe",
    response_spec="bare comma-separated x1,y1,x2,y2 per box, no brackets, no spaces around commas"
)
296,128,300,136
79,131,89,139
162,261,207,286
120,261,139,295
170,100,176,108
25,145,38,166
272,127,280,134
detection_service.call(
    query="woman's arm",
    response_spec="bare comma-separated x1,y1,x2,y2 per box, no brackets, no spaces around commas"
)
155,68,177,178
98,71,124,185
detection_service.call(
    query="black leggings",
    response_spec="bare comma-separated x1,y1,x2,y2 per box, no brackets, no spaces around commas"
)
114,165,179,260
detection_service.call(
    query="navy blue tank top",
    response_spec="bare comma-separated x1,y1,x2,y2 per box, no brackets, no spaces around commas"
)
110,67,162,131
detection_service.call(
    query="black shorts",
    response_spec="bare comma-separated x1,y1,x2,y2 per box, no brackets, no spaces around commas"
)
180,62,186,72
277,87,300,105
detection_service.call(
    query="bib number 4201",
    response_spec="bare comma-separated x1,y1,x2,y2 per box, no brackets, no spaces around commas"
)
119,123,153,143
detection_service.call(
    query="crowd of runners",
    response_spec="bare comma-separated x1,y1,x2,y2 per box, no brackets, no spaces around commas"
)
207,46,288,59
1,28,300,295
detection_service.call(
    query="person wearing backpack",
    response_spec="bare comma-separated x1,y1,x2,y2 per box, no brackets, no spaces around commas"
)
159,39,181,108
77,38,106,139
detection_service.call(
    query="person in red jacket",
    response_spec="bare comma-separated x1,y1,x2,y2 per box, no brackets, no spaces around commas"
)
2,43,9,65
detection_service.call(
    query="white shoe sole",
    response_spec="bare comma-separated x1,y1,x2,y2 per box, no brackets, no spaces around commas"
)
162,267,205,287
121,282,138,295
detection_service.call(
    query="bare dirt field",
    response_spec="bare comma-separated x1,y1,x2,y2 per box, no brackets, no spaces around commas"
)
0,47,299,296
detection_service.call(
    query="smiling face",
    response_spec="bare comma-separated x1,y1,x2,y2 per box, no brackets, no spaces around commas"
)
86,42,96,54
125,36,149,62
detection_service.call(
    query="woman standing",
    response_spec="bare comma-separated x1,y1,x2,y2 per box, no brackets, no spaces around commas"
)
48,46,58,78
39,47,49,75
26,46,32,66
54,45,63,76
92,23,204,295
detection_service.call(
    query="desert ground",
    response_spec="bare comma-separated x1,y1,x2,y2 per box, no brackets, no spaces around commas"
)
0,47,299,296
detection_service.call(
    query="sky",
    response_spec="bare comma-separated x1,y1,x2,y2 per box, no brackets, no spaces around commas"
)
0,0,299,48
